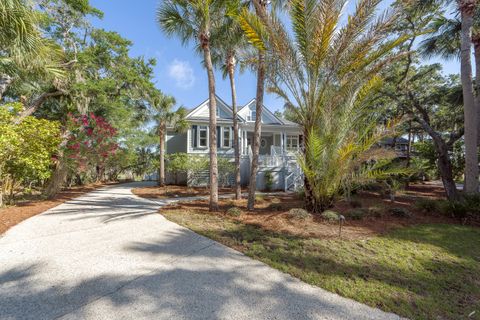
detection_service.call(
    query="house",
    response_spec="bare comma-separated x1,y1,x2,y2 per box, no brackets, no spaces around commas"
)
165,95,304,191
379,137,411,159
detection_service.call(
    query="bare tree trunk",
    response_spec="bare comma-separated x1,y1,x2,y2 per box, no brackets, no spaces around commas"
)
459,4,479,193
247,51,265,210
45,157,68,199
0,75,12,100
158,124,166,186
203,43,219,211
228,56,242,200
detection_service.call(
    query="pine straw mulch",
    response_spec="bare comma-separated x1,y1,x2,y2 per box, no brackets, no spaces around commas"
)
132,185,246,199
0,182,116,235
160,182,457,240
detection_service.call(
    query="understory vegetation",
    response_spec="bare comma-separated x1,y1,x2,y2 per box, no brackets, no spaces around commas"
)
162,203,480,320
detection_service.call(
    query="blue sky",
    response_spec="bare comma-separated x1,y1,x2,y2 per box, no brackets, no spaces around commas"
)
89,0,460,112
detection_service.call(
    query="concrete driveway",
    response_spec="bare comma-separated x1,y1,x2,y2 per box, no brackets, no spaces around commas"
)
0,182,403,320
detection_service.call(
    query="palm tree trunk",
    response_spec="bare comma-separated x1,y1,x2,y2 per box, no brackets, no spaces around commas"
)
228,56,242,200
473,34,480,143
158,124,166,186
203,43,219,211
247,51,265,210
459,3,479,194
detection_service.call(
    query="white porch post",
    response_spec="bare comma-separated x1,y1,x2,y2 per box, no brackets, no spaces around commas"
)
281,131,285,155
187,127,191,152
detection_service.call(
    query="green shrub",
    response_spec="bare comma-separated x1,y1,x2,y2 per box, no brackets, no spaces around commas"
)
321,210,340,222
296,188,305,200
268,203,284,211
264,170,274,191
344,208,367,220
226,207,242,217
367,205,385,218
435,195,480,221
438,200,468,219
288,208,312,220
415,199,438,213
389,207,412,218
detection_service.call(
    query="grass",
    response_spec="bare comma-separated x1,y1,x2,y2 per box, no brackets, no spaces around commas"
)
162,208,480,320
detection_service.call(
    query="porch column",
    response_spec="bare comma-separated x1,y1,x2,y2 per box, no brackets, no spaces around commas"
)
187,127,191,152
281,131,285,154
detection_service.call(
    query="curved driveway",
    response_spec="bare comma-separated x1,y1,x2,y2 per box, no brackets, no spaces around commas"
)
0,182,403,320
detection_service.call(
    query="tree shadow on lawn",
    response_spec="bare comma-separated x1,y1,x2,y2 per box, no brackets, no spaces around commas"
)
0,228,401,320
213,223,480,320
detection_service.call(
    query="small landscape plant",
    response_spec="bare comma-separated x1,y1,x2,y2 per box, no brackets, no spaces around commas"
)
288,208,311,220
389,207,412,218
226,207,242,217
321,210,339,222
415,198,438,213
264,170,274,191
344,208,367,220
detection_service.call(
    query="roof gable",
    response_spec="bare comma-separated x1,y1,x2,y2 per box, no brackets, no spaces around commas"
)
187,95,244,121
238,99,284,125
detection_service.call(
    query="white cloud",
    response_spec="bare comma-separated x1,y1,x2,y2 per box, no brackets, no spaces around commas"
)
168,59,195,89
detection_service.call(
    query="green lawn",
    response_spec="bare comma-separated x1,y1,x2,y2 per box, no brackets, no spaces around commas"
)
162,209,480,320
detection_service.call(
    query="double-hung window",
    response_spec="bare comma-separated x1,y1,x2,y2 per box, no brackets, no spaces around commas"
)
286,135,299,151
198,126,208,147
222,127,231,148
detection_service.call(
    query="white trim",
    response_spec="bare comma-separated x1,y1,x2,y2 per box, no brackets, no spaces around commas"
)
198,125,208,148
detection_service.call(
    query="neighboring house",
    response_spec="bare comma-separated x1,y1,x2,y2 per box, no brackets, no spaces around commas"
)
379,137,411,159
165,95,304,191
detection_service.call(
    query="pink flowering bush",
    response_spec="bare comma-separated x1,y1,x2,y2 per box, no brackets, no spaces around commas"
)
65,113,118,175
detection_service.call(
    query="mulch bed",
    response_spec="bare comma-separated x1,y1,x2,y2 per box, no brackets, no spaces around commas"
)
132,185,247,199
161,182,458,240
0,183,115,234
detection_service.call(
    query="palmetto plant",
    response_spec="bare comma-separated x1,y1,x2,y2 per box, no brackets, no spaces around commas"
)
149,90,188,187
239,0,408,212
0,0,64,98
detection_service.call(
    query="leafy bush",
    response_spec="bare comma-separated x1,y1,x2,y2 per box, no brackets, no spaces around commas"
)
434,195,480,222
218,157,234,187
226,207,242,217
389,207,412,218
321,210,340,222
438,200,468,219
296,187,305,200
0,103,61,205
288,208,312,220
415,199,439,213
264,170,274,191
344,208,367,220
367,206,385,218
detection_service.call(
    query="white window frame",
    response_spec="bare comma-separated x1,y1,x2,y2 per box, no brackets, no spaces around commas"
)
286,135,299,151
248,109,256,122
222,126,231,148
198,126,208,148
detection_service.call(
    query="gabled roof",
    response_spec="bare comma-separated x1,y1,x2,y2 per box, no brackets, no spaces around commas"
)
239,99,299,126
186,94,245,121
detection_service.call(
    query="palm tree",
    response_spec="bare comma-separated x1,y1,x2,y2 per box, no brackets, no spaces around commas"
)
211,1,249,200
246,0,268,210
239,0,407,212
0,0,63,99
158,0,226,211
458,0,478,193
150,91,188,186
